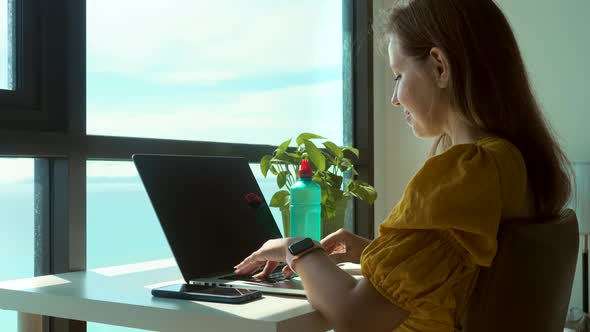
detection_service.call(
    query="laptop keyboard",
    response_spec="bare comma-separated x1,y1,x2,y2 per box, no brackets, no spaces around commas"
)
222,263,295,283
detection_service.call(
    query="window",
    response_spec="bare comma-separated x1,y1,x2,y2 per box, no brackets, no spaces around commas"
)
0,1,372,331
87,161,282,269
87,0,344,145
87,323,150,332
87,161,171,269
0,158,34,331
86,161,281,332
0,0,15,90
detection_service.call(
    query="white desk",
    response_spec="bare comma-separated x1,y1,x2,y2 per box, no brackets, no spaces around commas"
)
0,259,336,332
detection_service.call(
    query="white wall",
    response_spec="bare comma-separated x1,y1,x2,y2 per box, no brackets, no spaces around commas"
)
372,0,430,232
372,0,590,314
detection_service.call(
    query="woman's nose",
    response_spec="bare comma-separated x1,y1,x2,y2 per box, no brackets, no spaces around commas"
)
391,92,401,107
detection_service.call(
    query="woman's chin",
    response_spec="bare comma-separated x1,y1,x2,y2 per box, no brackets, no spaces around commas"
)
410,126,429,139
411,128,423,138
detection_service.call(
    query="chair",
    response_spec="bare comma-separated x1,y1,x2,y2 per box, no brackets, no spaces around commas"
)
462,209,580,332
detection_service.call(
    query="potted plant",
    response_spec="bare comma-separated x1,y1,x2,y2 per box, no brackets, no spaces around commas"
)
260,132,377,238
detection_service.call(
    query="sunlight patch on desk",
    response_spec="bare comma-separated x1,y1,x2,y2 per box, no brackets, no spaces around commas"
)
144,279,185,290
185,294,315,320
91,258,176,277
0,275,70,290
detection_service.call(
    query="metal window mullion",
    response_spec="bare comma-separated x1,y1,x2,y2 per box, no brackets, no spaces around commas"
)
44,157,86,332
348,0,374,239
32,157,87,332
51,157,86,273
30,158,51,332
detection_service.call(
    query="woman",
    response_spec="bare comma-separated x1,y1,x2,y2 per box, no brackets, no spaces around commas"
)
234,0,572,331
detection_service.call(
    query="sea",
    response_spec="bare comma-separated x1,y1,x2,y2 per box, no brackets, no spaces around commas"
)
0,170,283,332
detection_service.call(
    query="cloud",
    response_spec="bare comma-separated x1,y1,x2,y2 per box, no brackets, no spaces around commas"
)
87,80,344,145
0,159,33,183
87,0,342,85
87,161,138,178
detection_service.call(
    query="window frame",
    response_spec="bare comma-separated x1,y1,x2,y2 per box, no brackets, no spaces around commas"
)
0,0,42,129
0,1,374,331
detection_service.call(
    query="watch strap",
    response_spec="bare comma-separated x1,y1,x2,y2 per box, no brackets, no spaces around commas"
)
287,239,324,272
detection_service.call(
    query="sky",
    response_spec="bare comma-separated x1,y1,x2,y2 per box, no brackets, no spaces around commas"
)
1,0,343,182
86,0,344,146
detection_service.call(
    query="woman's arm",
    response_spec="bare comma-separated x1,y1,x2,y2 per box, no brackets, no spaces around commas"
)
234,238,409,332
291,248,409,332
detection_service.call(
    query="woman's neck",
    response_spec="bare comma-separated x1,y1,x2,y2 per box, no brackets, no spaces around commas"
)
446,116,490,145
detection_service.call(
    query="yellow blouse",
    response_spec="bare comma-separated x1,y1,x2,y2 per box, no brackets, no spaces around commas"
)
360,137,528,332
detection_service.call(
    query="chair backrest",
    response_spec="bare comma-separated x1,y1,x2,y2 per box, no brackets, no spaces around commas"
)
462,209,580,332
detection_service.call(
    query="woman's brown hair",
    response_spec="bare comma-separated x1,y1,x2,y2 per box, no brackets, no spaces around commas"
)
380,0,572,217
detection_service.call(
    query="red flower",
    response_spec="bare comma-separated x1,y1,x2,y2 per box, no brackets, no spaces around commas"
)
244,193,264,208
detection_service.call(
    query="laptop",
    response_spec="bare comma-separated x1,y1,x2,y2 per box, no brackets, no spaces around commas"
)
132,154,306,296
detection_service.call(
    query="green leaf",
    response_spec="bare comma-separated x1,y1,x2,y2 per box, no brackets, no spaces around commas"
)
287,152,302,159
342,146,360,158
270,165,279,175
347,180,378,204
326,172,343,190
277,171,287,189
323,141,343,158
321,151,336,168
274,151,296,164
296,133,325,146
269,190,290,208
260,155,272,177
303,140,326,171
278,138,292,152
332,189,344,202
313,177,329,204
338,158,353,172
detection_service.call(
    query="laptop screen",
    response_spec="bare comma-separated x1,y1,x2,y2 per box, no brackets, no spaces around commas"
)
133,154,283,282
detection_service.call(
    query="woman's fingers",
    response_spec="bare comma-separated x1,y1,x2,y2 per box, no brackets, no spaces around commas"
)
234,252,265,275
253,261,279,279
321,229,349,251
320,231,340,249
282,264,295,278
327,252,350,264
234,238,292,276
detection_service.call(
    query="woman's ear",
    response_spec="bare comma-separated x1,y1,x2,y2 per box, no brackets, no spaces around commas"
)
429,47,450,88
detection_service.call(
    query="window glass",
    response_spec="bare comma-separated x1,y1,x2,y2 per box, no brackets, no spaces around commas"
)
87,0,343,145
87,323,153,332
0,158,34,331
0,0,15,90
86,160,282,269
86,160,282,332
87,161,171,269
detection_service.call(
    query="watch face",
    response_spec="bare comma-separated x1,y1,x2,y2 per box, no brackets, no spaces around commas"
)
289,238,315,255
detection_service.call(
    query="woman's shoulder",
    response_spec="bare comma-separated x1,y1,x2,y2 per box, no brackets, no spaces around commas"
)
390,136,528,228
422,136,526,181
378,136,529,265
476,136,525,165
441,136,523,164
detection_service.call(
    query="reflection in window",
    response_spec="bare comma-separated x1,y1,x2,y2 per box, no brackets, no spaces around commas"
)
0,158,34,331
87,0,343,145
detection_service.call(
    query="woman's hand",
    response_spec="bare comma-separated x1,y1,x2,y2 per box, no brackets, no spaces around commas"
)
320,229,371,264
234,237,302,279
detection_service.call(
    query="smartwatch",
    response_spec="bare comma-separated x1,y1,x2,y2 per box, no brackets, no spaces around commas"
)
287,238,324,271
288,237,316,255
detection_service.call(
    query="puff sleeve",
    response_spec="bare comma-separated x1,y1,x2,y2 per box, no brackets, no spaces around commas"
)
360,141,524,326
